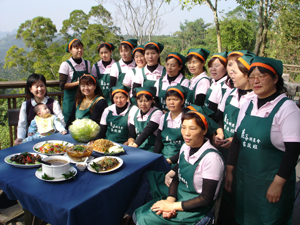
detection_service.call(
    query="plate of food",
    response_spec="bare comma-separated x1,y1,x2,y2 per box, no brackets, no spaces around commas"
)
88,139,125,155
35,166,77,182
87,156,123,173
33,140,73,155
4,152,45,168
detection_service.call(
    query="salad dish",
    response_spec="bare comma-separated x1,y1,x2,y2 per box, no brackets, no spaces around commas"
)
88,139,125,155
35,166,77,182
4,152,45,168
87,156,123,173
33,140,73,155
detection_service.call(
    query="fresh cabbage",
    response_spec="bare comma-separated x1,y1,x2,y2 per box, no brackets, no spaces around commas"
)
69,118,100,143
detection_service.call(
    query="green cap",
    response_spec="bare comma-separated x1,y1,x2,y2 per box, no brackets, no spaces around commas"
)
97,42,116,52
187,48,210,63
228,50,255,57
186,105,218,136
66,38,81,53
186,104,214,117
167,52,186,65
166,84,187,100
135,86,156,98
237,53,255,69
144,41,164,53
250,56,283,76
121,39,137,49
132,45,145,55
211,51,228,63
111,85,130,97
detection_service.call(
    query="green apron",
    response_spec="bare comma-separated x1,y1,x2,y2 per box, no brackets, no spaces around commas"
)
235,97,295,225
142,67,166,87
161,112,184,159
116,61,126,86
158,76,185,111
63,60,88,123
221,82,228,98
134,108,158,152
105,105,131,144
75,96,100,119
95,62,111,105
186,77,210,106
136,149,220,225
130,68,138,106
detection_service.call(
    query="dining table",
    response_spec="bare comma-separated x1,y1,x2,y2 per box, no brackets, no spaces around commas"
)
0,133,170,225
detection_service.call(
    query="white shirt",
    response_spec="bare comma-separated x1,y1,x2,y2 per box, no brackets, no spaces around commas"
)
17,97,65,139
110,59,136,82
179,140,224,199
235,93,300,151
100,103,132,126
133,64,165,85
158,112,182,130
58,57,91,83
189,72,210,98
208,76,228,104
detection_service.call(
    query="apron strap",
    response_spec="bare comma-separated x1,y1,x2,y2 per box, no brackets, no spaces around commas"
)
89,96,104,114
116,61,122,75
95,62,101,77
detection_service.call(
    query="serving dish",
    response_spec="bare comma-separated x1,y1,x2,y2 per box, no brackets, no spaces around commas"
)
4,152,45,168
33,140,73,155
87,156,123,174
88,139,125,155
35,166,77,182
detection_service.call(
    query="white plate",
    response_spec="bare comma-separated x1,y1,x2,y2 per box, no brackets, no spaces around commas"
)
87,156,123,174
33,140,73,155
88,141,125,156
35,166,77,182
4,152,45,168
63,153,94,164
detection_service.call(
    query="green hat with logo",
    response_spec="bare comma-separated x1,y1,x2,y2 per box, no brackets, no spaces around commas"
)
237,53,255,70
135,86,156,98
111,85,130,97
250,56,283,76
97,42,116,52
144,41,164,53
132,45,145,56
167,52,186,65
166,84,187,100
211,51,228,63
121,39,138,49
187,48,210,63
186,104,218,136
228,50,255,57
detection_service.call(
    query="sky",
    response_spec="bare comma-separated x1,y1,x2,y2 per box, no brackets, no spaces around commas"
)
0,0,238,35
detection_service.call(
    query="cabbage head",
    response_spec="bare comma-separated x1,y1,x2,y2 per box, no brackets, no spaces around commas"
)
69,118,100,143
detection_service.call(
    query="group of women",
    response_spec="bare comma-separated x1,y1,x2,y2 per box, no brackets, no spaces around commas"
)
14,37,300,225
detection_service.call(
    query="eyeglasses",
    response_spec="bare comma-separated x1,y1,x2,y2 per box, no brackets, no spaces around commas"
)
249,74,269,81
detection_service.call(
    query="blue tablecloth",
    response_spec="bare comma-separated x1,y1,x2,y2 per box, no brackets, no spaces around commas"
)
0,133,170,225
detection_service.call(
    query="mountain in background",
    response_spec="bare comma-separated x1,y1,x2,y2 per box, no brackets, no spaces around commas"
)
0,32,25,64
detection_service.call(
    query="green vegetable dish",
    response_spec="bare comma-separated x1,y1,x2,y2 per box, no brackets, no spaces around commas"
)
69,118,100,143
90,157,120,173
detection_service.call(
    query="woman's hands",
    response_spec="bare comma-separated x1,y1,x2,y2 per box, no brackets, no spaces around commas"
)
266,175,286,203
128,142,138,148
225,165,234,193
14,138,23,146
151,197,181,218
165,170,176,187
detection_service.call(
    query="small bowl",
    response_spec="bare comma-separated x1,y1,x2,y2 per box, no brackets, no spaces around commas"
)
76,163,87,171
66,145,93,162
42,155,70,178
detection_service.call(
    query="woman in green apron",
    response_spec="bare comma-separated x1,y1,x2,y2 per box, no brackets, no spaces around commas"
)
132,41,166,90
66,75,107,129
110,39,137,88
98,85,132,145
203,51,228,113
185,48,211,107
226,56,300,225
123,45,146,106
127,86,163,152
91,42,116,105
153,85,186,161
59,39,90,124
133,110,224,225
213,54,255,225
154,52,189,112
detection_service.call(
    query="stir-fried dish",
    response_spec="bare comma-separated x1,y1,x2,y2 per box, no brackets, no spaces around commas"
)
91,157,119,172
10,152,41,164
90,139,114,153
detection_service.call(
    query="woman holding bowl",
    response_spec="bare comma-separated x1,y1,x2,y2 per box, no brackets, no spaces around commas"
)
226,56,300,225
15,73,65,145
66,74,107,129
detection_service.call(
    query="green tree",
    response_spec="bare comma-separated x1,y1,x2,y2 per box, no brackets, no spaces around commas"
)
4,17,59,80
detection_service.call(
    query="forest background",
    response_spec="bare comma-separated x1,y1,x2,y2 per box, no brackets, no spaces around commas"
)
0,0,299,148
